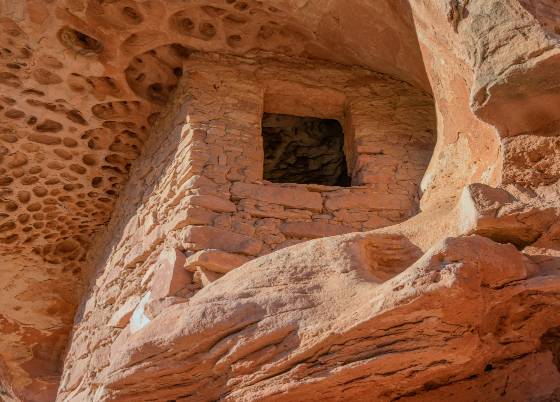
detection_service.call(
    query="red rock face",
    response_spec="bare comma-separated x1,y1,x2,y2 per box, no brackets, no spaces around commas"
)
0,0,559,401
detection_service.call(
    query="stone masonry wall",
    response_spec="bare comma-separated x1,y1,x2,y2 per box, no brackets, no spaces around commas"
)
56,54,435,400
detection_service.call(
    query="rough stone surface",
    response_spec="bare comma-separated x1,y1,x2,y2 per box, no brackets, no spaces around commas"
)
0,0,558,401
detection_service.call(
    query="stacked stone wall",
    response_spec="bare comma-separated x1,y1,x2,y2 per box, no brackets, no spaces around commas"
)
56,54,435,400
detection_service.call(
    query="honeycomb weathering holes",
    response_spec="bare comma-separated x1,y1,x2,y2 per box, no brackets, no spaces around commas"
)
125,44,191,105
121,6,144,25
57,27,103,56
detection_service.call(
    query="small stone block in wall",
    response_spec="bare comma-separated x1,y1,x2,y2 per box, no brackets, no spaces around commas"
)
150,248,192,300
182,195,237,213
231,182,323,211
239,199,314,220
185,249,250,274
324,189,410,211
166,206,217,231
183,226,263,256
279,221,354,239
193,267,222,288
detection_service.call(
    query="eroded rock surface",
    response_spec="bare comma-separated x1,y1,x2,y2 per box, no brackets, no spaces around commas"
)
98,234,560,401
0,0,559,401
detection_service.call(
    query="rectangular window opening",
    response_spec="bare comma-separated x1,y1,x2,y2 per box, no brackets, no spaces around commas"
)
262,113,351,187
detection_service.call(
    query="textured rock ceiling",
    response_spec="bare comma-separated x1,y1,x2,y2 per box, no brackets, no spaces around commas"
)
0,0,426,261
0,0,430,399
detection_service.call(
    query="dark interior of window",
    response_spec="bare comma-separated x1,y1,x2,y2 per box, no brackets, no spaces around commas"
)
261,113,351,187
